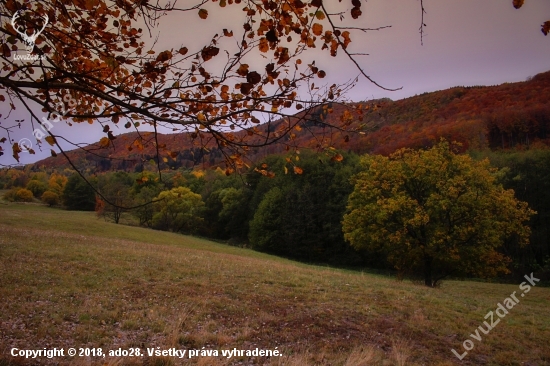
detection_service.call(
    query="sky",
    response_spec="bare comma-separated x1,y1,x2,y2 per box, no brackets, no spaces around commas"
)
2,0,550,166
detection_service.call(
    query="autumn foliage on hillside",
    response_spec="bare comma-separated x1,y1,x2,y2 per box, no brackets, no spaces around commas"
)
32,70,550,173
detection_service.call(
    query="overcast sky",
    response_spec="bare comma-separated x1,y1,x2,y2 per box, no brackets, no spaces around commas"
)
2,0,550,166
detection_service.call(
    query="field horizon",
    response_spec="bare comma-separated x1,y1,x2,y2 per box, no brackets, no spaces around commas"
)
1,203,549,365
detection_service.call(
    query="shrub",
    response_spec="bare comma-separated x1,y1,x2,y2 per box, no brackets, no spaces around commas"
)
41,190,60,207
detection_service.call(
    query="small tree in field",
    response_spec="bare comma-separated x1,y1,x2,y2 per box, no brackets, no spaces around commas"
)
41,190,59,206
342,141,534,287
152,187,204,234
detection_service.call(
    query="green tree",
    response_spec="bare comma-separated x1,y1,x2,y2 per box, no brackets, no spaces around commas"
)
343,141,534,287
96,172,133,223
152,187,204,234
249,187,285,252
26,179,48,198
248,151,361,263
63,174,96,211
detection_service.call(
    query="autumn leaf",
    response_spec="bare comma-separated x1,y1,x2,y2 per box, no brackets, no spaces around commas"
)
315,11,325,20
99,137,110,147
198,9,208,19
312,23,323,36
542,21,550,36
45,136,56,146
512,0,524,9
293,166,303,174
50,149,57,157
201,46,219,61
156,51,172,62
259,38,269,52
236,64,249,76
331,153,344,162
247,71,262,84
342,31,351,48
12,143,21,162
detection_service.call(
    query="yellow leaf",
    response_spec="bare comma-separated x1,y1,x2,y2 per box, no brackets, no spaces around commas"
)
99,137,110,147
45,136,56,146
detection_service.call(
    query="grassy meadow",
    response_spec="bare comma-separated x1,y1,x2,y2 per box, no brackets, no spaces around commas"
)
0,202,549,365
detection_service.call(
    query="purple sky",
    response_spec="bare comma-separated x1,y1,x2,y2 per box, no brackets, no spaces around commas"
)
2,0,550,165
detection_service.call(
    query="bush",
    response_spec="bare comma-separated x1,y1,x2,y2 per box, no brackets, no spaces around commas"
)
3,188,35,202
26,179,47,198
41,190,60,207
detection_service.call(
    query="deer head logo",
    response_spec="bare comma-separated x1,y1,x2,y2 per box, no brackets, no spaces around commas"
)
11,10,49,53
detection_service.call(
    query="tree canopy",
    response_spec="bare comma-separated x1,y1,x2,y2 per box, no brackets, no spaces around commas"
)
0,0,547,174
342,141,535,287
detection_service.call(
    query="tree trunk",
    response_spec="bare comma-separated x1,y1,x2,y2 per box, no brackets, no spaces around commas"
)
424,255,434,287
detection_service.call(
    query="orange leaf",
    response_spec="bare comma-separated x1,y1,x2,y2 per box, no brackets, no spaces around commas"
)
331,153,344,162
99,137,110,148
312,23,323,36
293,166,303,174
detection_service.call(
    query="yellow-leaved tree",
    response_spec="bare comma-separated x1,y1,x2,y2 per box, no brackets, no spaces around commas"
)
342,141,535,287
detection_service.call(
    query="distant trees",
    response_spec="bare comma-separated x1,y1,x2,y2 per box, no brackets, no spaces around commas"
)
3,188,34,202
343,141,534,287
96,172,133,223
152,187,204,234
41,190,60,206
63,174,96,211
247,151,362,264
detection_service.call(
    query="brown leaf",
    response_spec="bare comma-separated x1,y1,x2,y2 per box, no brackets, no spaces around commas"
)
240,83,253,95
50,149,57,157
266,29,278,42
542,21,550,36
12,143,21,162
236,64,249,76
512,0,524,9
201,46,219,61
247,71,262,84
178,47,188,55
198,9,208,19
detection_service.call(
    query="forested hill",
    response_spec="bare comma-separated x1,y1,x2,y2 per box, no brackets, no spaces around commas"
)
32,70,550,173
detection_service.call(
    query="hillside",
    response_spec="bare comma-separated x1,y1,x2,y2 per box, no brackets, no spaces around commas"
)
32,71,550,173
1,203,549,365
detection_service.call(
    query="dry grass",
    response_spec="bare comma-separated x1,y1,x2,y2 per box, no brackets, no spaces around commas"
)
1,204,549,365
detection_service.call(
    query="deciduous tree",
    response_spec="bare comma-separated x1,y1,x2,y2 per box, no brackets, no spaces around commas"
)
342,141,535,287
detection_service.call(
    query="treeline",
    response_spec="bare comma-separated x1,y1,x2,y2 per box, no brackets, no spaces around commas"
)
2,147,550,280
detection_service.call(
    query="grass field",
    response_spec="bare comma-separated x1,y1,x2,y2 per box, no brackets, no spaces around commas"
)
0,203,549,365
